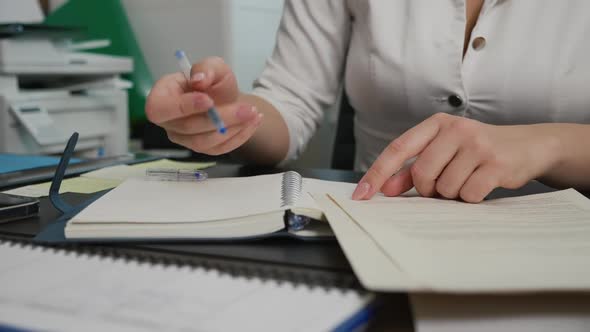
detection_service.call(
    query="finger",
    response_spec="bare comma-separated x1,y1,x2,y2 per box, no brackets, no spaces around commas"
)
435,149,481,199
381,166,414,197
353,113,450,200
145,73,194,123
146,91,213,124
410,129,461,198
203,114,264,156
459,165,500,203
167,115,260,153
190,56,238,104
161,104,259,135
153,72,190,94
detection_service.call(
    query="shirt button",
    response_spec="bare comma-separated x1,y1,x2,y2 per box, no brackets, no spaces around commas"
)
472,36,486,50
447,95,463,108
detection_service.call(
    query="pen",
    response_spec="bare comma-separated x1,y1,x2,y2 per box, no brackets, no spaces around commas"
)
175,50,227,134
146,168,208,182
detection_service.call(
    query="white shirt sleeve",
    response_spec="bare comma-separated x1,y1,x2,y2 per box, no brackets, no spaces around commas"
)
251,0,352,163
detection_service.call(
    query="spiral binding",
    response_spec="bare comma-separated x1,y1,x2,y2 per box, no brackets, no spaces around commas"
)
0,237,360,290
281,171,303,207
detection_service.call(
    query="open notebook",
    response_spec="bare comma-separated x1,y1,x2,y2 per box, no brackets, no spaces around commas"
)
314,188,590,293
64,172,357,241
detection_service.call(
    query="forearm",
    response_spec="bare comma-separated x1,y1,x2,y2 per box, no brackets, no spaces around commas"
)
231,94,290,165
540,123,590,191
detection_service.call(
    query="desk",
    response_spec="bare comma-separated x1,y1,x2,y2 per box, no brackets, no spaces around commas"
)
0,163,559,331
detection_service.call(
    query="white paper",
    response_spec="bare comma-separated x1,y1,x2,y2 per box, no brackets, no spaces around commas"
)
0,241,373,332
72,174,286,223
312,192,423,291
326,189,590,292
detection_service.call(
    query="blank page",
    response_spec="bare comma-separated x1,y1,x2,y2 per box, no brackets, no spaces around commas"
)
71,174,286,223
0,241,373,332
329,189,590,292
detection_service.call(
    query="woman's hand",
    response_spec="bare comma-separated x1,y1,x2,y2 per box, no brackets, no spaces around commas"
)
352,113,562,203
145,57,263,155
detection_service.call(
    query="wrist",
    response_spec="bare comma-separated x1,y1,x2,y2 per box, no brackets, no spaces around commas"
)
534,123,568,178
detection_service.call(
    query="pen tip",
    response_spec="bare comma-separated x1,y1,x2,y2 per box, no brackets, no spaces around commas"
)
175,50,185,59
219,127,227,134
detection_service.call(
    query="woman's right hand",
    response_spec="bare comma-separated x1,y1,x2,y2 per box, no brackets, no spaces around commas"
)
145,57,263,155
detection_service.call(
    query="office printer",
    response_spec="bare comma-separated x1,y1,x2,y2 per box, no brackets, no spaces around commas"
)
0,21,133,158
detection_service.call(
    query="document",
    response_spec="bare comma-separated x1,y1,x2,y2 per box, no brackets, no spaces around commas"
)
0,241,373,332
316,189,590,292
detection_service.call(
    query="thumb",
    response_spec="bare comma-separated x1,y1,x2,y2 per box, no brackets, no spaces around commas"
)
190,56,239,105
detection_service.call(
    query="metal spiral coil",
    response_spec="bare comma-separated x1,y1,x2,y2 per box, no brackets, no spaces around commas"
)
281,171,303,207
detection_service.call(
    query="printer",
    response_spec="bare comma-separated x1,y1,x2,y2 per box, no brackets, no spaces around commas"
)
0,0,133,158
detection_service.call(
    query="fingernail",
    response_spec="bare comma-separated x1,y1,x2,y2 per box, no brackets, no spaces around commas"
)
352,182,371,200
192,72,206,82
236,105,257,121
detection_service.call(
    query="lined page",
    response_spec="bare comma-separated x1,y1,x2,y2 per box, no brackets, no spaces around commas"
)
0,242,372,332
71,174,286,223
329,189,590,292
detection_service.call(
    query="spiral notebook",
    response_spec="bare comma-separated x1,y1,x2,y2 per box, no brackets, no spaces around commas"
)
61,171,357,241
0,240,374,332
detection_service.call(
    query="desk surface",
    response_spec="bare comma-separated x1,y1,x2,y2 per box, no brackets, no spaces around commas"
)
0,163,559,332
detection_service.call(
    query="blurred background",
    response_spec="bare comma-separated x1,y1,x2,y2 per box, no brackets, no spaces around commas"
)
0,0,338,168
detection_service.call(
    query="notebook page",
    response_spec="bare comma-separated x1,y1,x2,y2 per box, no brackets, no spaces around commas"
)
291,178,358,216
329,189,590,292
0,242,373,332
71,173,286,223
312,192,424,291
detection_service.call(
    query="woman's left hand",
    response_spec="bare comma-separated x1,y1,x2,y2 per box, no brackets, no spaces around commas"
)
352,113,562,203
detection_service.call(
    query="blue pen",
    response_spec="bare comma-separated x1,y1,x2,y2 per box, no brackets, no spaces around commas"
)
175,50,227,134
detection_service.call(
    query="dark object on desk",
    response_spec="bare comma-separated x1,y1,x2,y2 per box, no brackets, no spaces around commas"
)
0,193,39,223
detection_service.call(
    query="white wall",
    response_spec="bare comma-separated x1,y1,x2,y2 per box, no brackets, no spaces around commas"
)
121,0,283,92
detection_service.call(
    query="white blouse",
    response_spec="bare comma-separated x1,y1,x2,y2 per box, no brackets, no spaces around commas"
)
252,0,590,170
